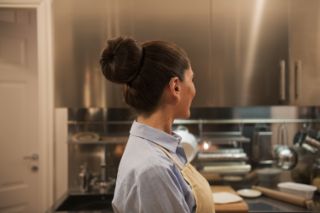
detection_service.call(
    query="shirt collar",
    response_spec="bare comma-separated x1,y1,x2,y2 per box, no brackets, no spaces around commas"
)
129,120,181,153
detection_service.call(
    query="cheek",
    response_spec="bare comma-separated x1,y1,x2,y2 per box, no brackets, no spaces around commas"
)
192,84,196,97
189,83,196,99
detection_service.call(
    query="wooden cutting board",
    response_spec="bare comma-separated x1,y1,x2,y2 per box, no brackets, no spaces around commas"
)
211,185,248,213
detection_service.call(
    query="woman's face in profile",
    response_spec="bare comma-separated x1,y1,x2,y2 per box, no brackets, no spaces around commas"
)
176,67,196,118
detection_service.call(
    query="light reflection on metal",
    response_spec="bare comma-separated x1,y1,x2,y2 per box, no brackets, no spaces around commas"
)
243,0,266,103
83,64,91,107
203,142,210,151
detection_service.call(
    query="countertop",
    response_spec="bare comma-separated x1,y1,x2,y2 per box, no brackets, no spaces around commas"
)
245,196,316,213
48,188,320,213
47,190,113,213
212,186,248,213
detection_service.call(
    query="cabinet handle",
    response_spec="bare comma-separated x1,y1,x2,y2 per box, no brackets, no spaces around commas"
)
294,60,301,100
23,153,39,161
279,60,286,102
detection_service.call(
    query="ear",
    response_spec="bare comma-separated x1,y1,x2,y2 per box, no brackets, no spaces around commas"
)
168,77,181,100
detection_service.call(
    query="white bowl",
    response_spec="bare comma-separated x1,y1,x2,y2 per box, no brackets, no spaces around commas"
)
237,189,262,198
277,182,317,200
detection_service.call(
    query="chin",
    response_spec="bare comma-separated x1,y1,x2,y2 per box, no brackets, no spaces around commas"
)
178,109,191,119
185,110,191,118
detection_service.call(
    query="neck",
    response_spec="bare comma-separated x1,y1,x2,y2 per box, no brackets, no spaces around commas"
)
137,107,174,134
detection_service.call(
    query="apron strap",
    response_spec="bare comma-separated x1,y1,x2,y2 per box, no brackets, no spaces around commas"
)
155,144,184,170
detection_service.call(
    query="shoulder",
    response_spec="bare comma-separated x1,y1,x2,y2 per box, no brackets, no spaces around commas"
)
131,143,178,182
116,137,178,180
123,135,175,167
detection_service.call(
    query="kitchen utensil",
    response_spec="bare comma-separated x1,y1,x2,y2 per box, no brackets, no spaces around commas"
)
274,124,298,170
174,126,198,162
198,149,248,162
256,167,281,187
252,185,313,209
202,164,251,174
277,182,317,200
252,130,273,166
303,136,320,152
72,132,100,142
311,158,320,192
237,189,262,198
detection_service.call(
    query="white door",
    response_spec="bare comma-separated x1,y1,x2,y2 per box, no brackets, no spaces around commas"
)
0,8,40,213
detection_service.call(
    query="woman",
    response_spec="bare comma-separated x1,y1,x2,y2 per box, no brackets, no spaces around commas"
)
100,37,214,213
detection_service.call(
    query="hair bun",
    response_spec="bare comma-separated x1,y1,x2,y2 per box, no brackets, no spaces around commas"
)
100,36,143,84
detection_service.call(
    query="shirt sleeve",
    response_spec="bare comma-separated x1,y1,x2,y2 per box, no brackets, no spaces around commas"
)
122,164,192,213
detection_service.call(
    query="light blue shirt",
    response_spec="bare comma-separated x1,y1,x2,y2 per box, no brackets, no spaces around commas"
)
112,121,196,213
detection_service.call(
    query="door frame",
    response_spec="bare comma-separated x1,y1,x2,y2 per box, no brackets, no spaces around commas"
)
0,0,54,211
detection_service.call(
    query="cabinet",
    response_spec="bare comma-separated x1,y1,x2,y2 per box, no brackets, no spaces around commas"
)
211,0,320,106
52,0,320,107
113,0,291,107
288,0,320,105
210,0,289,106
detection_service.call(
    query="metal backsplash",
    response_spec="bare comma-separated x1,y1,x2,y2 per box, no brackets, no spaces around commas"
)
65,106,320,190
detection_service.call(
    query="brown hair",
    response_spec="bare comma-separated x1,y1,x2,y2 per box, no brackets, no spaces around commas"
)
100,36,190,115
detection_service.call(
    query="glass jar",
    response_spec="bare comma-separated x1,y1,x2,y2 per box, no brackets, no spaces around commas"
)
311,158,320,192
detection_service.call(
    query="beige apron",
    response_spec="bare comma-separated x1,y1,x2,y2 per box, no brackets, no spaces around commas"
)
158,145,215,213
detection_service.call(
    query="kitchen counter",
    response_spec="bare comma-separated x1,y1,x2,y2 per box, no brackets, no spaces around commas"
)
47,190,113,213
212,185,318,213
48,189,320,213
245,196,315,213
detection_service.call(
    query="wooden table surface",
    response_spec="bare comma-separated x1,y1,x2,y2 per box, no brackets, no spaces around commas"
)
211,185,249,213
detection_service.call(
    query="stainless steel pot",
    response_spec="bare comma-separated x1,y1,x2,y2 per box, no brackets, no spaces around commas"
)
274,124,298,170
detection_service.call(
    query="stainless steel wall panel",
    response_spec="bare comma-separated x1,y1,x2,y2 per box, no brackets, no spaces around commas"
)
106,0,213,107
53,0,111,107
